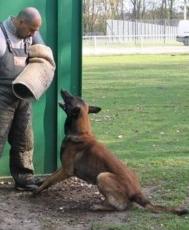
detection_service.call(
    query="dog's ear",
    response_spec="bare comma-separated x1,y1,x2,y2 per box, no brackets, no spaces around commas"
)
71,106,80,116
88,106,101,114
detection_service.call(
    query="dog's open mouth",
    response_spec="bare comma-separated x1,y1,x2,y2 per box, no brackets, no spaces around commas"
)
58,101,71,114
58,101,66,110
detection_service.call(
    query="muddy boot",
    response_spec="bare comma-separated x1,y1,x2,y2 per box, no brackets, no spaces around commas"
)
15,174,44,191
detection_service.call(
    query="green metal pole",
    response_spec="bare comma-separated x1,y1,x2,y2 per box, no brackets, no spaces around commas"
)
57,0,82,165
43,0,58,173
0,0,82,176
71,0,82,96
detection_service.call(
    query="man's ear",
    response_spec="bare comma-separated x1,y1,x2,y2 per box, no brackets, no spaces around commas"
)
88,106,101,114
71,106,80,116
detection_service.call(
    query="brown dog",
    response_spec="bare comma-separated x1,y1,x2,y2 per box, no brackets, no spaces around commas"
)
34,90,188,215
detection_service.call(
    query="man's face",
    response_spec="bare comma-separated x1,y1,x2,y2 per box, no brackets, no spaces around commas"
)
16,19,41,39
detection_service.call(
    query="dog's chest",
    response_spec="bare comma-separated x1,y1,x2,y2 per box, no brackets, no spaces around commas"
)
73,151,97,184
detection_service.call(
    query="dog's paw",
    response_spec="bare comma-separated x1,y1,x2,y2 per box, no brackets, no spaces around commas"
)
89,204,114,211
32,188,41,196
89,204,100,211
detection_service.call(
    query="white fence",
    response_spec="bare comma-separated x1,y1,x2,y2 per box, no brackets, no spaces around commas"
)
82,19,189,55
83,34,179,49
84,34,177,44
83,34,188,55
106,20,178,38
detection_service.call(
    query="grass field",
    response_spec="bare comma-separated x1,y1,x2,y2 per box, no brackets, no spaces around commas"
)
82,54,189,230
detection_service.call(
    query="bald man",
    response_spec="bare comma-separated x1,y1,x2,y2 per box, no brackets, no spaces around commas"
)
0,7,44,191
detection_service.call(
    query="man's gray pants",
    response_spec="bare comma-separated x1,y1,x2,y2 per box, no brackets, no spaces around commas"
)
0,84,34,183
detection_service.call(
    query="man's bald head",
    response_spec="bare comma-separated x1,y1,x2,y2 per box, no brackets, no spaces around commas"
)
14,7,42,39
17,7,42,25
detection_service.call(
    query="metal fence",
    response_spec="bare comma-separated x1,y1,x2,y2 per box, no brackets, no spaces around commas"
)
83,34,178,45
83,34,188,55
106,20,178,38
82,19,189,55
83,33,180,49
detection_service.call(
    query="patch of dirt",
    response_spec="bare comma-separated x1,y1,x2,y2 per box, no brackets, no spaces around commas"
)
2,178,187,230
0,177,130,230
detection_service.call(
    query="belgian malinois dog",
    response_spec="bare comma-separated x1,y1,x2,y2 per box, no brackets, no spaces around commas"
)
34,90,188,215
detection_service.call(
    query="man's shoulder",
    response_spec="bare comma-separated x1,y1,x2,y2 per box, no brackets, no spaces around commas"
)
0,26,7,57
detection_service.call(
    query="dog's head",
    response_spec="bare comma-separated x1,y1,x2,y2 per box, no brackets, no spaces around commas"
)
59,90,101,117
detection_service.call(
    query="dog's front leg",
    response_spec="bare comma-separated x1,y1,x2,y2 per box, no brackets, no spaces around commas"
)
33,168,70,194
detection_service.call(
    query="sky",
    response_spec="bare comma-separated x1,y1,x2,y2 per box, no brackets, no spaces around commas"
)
124,0,187,8
123,0,187,13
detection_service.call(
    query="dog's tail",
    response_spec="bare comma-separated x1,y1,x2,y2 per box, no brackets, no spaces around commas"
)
131,193,188,216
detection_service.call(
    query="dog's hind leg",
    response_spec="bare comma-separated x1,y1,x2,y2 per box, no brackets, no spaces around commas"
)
90,172,129,211
34,168,70,194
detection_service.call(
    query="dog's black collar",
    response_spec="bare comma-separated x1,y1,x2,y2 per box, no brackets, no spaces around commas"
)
65,135,83,143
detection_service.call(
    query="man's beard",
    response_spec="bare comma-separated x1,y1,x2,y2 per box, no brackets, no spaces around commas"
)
16,29,28,39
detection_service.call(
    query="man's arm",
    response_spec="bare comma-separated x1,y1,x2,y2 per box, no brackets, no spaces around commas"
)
0,29,7,57
32,31,44,45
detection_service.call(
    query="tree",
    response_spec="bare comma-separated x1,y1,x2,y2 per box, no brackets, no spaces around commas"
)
83,0,188,34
